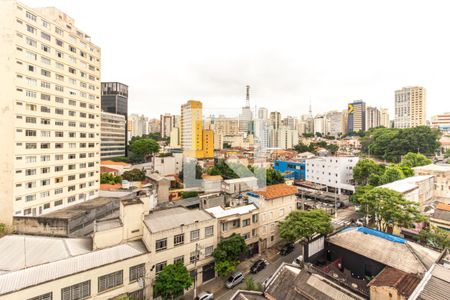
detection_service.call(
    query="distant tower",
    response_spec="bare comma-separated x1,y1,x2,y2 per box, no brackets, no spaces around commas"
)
309,100,312,117
245,85,250,107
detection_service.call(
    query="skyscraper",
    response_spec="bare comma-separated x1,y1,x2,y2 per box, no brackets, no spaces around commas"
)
348,100,366,133
270,111,281,130
160,113,175,138
101,82,128,151
0,2,101,224
395,86,426,128
365,106,381,130
239,85,253,133
100,112,126,159
181,100,214,158
380,108,390,128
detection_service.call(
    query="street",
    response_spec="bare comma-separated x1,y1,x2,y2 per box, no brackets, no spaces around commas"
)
216,244,303,300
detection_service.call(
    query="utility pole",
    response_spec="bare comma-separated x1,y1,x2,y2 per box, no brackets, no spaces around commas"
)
193,243,200,299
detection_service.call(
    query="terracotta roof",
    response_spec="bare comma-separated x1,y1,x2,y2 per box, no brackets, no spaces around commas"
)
255,184,297,200
100,160,130,166
368,266,420,297
436,202,450,212
100,183,122,191
100,166,119,173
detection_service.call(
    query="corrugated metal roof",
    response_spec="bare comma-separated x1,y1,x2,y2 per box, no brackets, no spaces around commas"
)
0,235,91,272
0,240,147,295
418,265,450,300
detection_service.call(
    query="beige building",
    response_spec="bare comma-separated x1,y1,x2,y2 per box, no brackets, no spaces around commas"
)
206,204,260,256
0,1,101,225
143,207,217,294
380,108,390,128
380,175,434,209
101,111,126,159
247,184,298,251
431,112,450,135
414,164,450,201
395,86,426,129
160,113,175,138
366,106,381,130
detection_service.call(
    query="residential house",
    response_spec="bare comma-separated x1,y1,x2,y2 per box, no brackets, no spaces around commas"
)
414,164,450,201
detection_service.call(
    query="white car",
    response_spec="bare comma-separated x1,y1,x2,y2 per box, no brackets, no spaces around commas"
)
292,255,304,267
195,291,214,300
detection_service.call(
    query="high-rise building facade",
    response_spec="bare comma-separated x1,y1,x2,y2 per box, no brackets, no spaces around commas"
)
325,111,344,137
365,106,381,130
313,115,325,135
395,86,426,128
0,2,101,224
431,113,450,134
101,82,128,151
181,100,213,158
258,107,269,120
100,112,126,159
348,100,366,133
270,111,281,130
160,113,175,138
127,114,148,138
380,108,390,128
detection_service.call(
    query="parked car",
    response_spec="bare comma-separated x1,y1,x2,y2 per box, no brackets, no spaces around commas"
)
250,259,268,274
225,271,244,288
195,291,214,300
280,243,295,256
292,255,304,267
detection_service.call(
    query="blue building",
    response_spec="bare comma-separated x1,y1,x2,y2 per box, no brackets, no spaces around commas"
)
273,160,306,180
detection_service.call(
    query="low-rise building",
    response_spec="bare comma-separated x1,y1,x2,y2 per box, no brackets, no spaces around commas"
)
247,184,298,250
222,177,258,195
143,207,217,293
305,156,359,194
273,160,306,180
414,164,450,201
380,175,434,208
430,202,450,231
206,204,259,256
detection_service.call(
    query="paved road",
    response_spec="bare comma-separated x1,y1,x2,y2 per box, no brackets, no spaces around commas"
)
216,244,303,300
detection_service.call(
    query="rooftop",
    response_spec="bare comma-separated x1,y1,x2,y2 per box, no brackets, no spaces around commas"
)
40,197,121,220
144,207,213,232
0,235,91,272
0,240,147,295
100,160,131,166
223,177,258,184
254,184,298,200
206,204,258,219
368,267,420,297
414,164,450,173
380,175,434,194
436,202,450,212
328,227,440,275
416,264,450,300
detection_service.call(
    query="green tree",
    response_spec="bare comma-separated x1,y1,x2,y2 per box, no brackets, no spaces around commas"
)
360,188,425,232
154,263,193,300
379,164,405,185
294,143,311,153
100,173,122,184
303,133,315,138
326,144,339,155
445,149,450,158
353,159,384,185
213,234,248,277
0,223,7,237
279,210,332,242
419,226,450,250
110,156,130,163
244,277,263,291
400,152,432,168
265,168,285,185
128,138,160,162
121,169,146,181
351,185,375,205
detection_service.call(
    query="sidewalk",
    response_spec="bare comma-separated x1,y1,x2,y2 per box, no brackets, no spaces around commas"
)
181,247,281,299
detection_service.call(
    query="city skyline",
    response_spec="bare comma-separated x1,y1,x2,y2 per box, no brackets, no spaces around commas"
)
22,0,450,119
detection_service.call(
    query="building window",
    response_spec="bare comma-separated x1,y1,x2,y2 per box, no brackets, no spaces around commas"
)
129,264,145,282
190,251,199,264
155,238,167,252
174,256,184,265
252,214,258,223
205,246,213,257
61,280,90,300
28,293,52,300
242,232,250,240
98,270,123,293
174,233,184,246
155,261,167,274
190,229,200,242
242,219,251,227
205,226,214,237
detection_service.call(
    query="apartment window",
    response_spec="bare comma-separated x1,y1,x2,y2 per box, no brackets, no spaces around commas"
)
55,188,64,195
41,118,50,125
68,185,75,192
242,232,250,240
55,85,64,92
55,108,64,115
25,181,36,188
56,51,63,59
190,229,200,241
25,143,37,149
55,154,63,160
56,39,63,47
129,264,145,282
205,226,214,237
25,195,36,202
69,67,76,74
190,251,199,264
55,166,63,172
41,44,50,53
54,200,63,206
41,81,50,89
40,106,50,113
43,203,50,209
41,93,50,101
26,90,37,98
40,143,50,149
61,281,90,300
41,56,51,65
55,27,63,35
25,130,36,137
68,196,76,203
155,238,167,252
242,219,251,227
174,256,184,265
28,292,52,300
26,104,36,111
26,77,37,86
41,167,50,174
26,37,37,47
174,233,184,246
55,96,64,103
26,11,37,21
252,214,258,223
68,175,76,180
28,65,35,72
55,61,64,69
26,25,36,34
252,228,257,237
40,191,50,198
41,179,50,186
42,20,49,28
98,270,123,293
69,45,76,53
205,246,214,257
41,69,51,77
26,156,36,163
56,74,64,81
41,155,50,162
155,261,167,274
41,32,51,41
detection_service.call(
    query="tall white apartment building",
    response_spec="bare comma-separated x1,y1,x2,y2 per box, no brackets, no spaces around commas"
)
305,156,359,194
277,127,299,150
325,111,344,137
380,108,390,128
313,115,325,135
365,106,381,130
100,112,126,159
0,1,101,224
160,113,175,138
127,114,148,138
395,86,426,128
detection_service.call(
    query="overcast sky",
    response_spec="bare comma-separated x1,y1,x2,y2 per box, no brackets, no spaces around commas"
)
24,0,450,119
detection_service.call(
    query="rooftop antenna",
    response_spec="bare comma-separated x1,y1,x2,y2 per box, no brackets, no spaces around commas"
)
245,85,250,107
309,98,312,117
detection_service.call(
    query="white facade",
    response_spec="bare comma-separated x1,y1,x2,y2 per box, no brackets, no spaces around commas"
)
380,108,390,128
277,127,299,149
128,114,148,138
395,86,426,129
325,111,344,137
366,106,381,130
0,1,101,224
160,113,175,138
101,111,126,159
313,115,325,135
305,156,359,193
